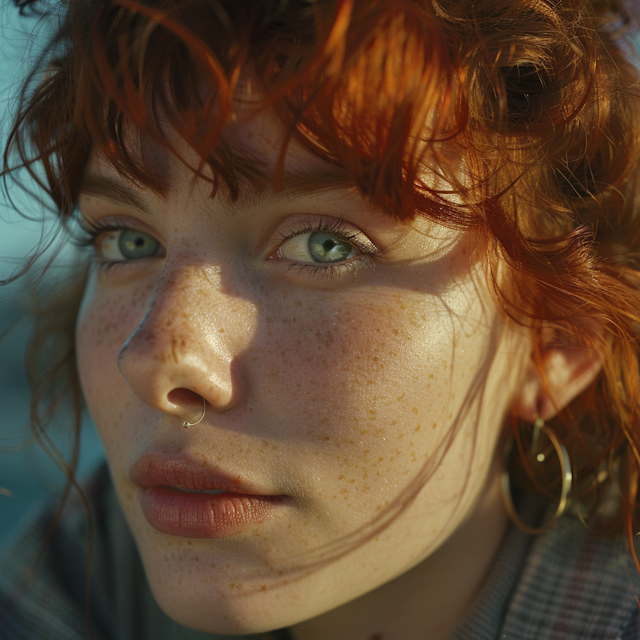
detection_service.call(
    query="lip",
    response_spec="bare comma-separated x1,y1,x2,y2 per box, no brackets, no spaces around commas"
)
130,454,286,538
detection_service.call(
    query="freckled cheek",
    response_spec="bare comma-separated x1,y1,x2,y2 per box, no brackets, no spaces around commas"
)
76,283,153,438
248,311,463,521
254,306,451,452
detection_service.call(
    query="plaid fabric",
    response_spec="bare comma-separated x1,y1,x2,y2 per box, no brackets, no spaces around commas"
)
1,464,639,639
452,513,640,639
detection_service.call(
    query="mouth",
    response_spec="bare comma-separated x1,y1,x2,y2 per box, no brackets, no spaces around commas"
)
169,487,228,495
129,453,288,538
129,453,266,493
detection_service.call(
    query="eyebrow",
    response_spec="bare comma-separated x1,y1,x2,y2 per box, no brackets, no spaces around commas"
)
78,168,355,214
78,175,154,215
232,170,354,209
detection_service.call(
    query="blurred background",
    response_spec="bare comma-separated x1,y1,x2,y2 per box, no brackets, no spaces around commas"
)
0,2,104,548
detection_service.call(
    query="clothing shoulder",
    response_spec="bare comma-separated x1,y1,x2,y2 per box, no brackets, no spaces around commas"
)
0,465,113,640
501,515,640,639
454,513,640,640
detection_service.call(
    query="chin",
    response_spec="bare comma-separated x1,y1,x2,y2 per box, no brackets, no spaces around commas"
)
137,541,305,635
147,575,314,636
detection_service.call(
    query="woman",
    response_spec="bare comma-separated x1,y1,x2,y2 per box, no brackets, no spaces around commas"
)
2,0,640,638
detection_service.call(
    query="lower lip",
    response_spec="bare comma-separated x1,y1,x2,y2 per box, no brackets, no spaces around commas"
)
141,486,284,538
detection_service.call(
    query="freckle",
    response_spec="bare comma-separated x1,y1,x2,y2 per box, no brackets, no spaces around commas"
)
412,407,418,414
429,373,434,379
414,424,421,432
432,422,437,429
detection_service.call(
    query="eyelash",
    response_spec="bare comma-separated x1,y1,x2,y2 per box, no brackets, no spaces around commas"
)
74,216,380,278
75,219,121,245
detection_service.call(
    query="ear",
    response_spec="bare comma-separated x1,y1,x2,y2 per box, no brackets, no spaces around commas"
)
511,328,603,423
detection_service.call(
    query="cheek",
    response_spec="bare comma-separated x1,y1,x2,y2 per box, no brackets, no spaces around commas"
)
75,274,153,444
256,290,474,419
248,291,490,511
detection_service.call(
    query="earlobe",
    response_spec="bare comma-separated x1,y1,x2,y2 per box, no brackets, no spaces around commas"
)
511,333,603,423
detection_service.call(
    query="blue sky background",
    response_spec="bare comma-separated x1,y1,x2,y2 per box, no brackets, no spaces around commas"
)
0,4,49,278
0,2,104,547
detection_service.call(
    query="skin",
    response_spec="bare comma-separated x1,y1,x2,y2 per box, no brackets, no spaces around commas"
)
75,106,597,639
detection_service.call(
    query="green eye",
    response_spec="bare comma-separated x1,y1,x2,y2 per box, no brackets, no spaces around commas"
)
99,229,160,261
119,229,159,259
308,232,356,263
279,231,359,264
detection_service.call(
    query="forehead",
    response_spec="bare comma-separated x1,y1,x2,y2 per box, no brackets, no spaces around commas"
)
82,98,352,207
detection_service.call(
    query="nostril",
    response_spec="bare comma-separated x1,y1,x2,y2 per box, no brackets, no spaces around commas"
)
167,388,202,409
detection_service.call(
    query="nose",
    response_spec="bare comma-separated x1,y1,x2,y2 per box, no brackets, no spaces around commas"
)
117,261,254,422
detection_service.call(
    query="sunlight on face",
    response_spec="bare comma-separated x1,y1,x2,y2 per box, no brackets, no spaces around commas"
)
75,105,530,635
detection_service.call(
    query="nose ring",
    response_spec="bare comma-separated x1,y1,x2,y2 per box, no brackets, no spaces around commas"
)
183,396,206,428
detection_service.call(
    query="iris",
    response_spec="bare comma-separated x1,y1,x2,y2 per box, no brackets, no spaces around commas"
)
308,232,355,263
118,229,159,260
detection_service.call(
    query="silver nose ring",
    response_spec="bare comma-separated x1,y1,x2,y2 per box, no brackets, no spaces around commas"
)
183,396,206,428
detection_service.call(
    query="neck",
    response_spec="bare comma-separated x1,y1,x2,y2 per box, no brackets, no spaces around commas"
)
286,467,509,640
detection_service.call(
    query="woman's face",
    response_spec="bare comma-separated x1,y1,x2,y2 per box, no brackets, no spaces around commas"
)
75,107,529,634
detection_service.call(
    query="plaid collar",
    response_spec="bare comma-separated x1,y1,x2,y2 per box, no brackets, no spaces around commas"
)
453,514,640,640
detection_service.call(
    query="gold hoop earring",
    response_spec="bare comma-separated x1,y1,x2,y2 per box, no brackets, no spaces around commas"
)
501,416,572,535
183,396,206,428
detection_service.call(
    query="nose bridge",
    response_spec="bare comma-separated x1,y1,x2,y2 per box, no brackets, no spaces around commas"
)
140,262,228,348
117,259,255,417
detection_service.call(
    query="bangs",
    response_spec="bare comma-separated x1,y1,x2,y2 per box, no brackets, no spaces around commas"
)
18,0,461,221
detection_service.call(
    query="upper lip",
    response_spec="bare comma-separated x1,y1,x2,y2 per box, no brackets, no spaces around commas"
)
129,453,267,494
